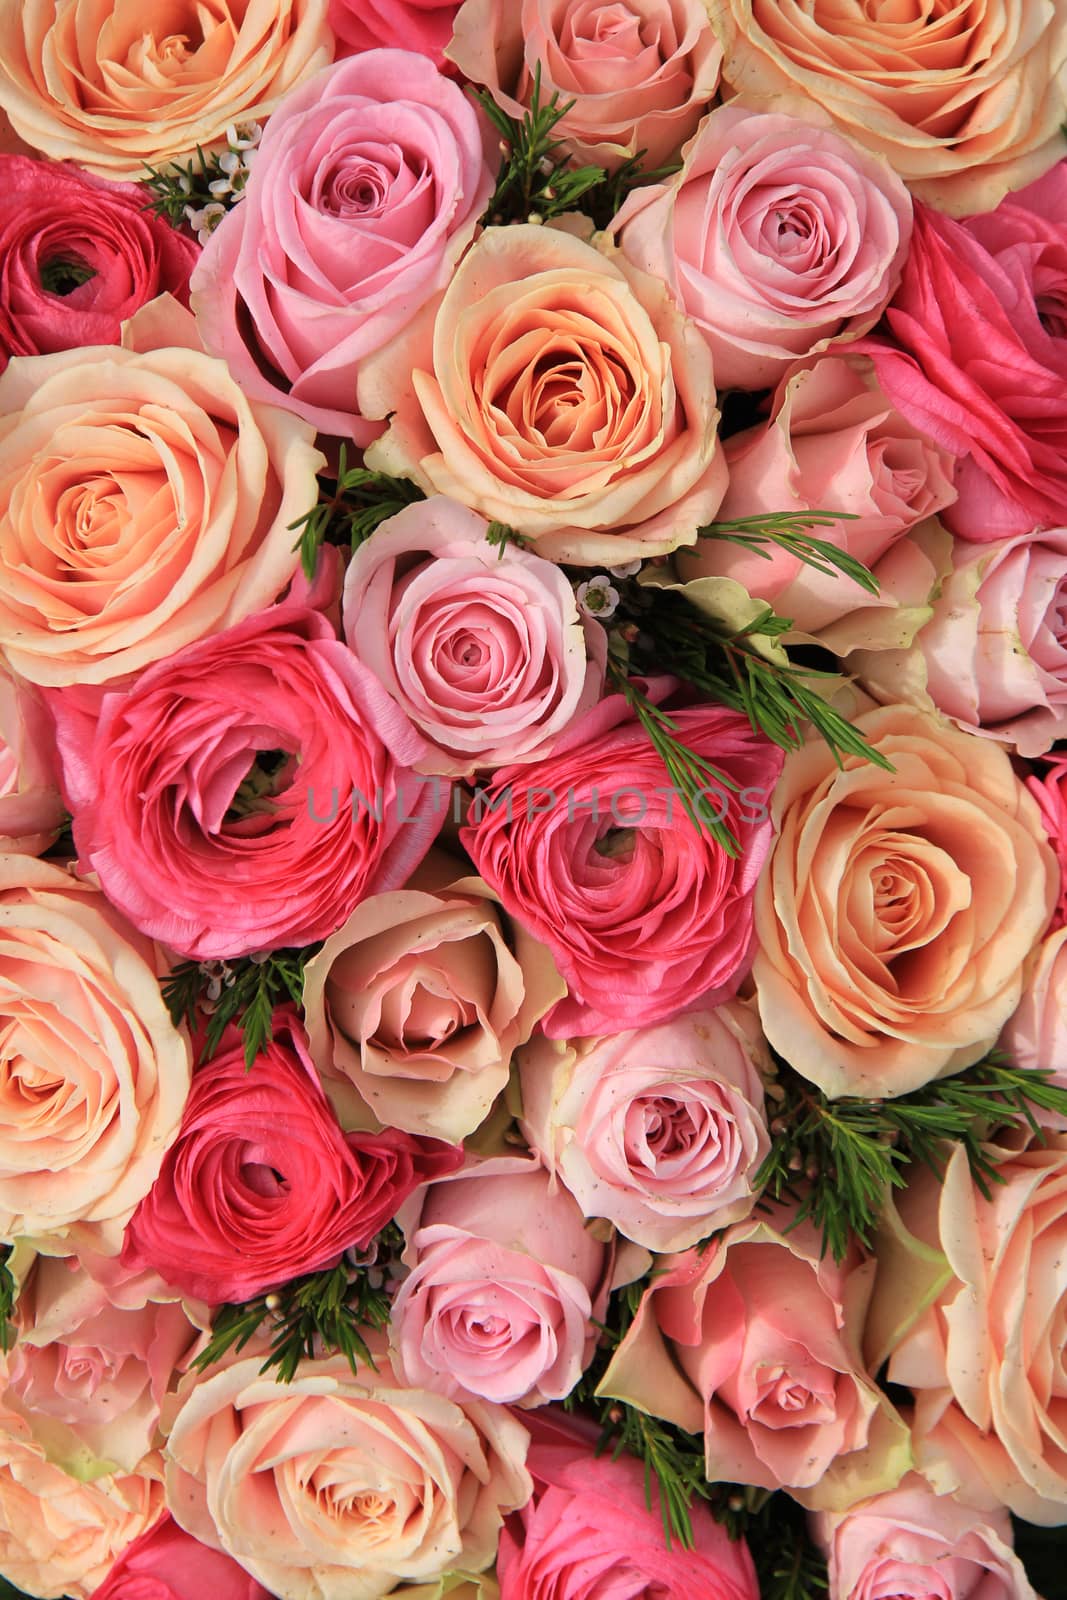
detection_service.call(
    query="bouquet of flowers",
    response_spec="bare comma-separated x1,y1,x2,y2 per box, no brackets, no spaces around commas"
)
0,1,1065,1596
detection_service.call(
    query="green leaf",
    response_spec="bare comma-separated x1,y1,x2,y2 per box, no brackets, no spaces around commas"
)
697,510,877,596
288,444,425,580
161,946,319,1069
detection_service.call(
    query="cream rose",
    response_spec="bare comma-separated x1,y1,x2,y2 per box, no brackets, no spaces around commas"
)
0,665,64,854
164,1344,532,1600
753,705,1057,1099
706,0,1067,215
0,316,323,687
302,853,565,1143
0,0,333,181
0,855,192,1247
359,223,727,566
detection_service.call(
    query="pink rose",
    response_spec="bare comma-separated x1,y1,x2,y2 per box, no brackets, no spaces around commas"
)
498,1408,759,1600
0,665,64,854
601,1217,910,1508
360,223,728,566
812,1476,1037,1600
390,1159,613,1406
854,527,1067,758
460,683,783,1037
517,1002,770,1252
868,196,1067,541
448,0,722,170
0,157,198,371
303,850,565,1143
89,1514,272,1600
164,1341,531,1600
5,1252,203,1477
0,856,191,1250
329,0,460,64
753,705,1058,1099
191,51,493,442
1027,755,1067,926
1000,926,1067,1125
121,1012,461,1304
342,497,605,776
678,355,957,635
52,604,445,961
615,105,912,392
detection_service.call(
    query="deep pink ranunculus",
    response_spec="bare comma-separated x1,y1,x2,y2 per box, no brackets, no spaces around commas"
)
120,1011,462,1304
89,1513,272,1600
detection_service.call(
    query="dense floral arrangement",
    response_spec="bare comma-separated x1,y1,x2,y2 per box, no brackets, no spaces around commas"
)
0,2,1065,1599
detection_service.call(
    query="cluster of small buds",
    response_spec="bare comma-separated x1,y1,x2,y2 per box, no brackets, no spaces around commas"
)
198,959,237,1005
182,123,262,242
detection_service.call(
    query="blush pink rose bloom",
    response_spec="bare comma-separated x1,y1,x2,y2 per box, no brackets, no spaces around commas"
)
52,604,445,960
1027,755,1067,926
191,51,493,442
390,1159,613,1407
89,1514,272,1600
868,192,1067,542
461,682,783,1038
4,1252,204,1478
600,1215,910,1508
517,1002,770,1252
678,355,957,635
615,105,912,393
343,498,605,776
164,1340,531,1600
0,0,333,181
498,1408,759,1600
302,850,565,1143
870,1136,1067,1524
0,322,324,687
854,527,1067,759
0,1405,164,1599
448,0,722,170
1000,926,1067,1126
753,705,1058,1099
329,0,460,64
360,224,728,566
811,1476,1037,1600
0,665,64,854
0,855,191,1249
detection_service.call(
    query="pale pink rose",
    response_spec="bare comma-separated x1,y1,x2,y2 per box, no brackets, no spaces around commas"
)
678,355,957,634
600,1215,910,1508
1027,756,1067,926
329,0,460,65
517,1002,770,1252
342,498,605,775
872,1136,1067,1524
0,665,64,853
0,855,191,1248
854,528,1067,760
0,0,333,181
615,105,912,392
89,1513,273,1600
448,0,722,170
812,1475,1037,1600
359,224,727,566
708,0,1067,214
753,705,1058,1099
191,52,493,442
303,851,565,1143
391,1159,613,1406
1000,928,1067,1128
0,1406,164,1599
0,329,323,688
164,1341,531,1600
4,1252,204,1477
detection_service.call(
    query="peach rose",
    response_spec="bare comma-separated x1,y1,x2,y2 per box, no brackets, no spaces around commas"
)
164,1342,531,1600
706,0,1067,215
600,1215,910,1509
0,319,323,687
517,1002,770,1252
0,0,333,181
359,223,727,566
752,705,1057,1099
0,665,64,854
448,0,722,171
303,853,565,1143
869,1137,1067,1524
0,1405,164,1598
0,855,192,1247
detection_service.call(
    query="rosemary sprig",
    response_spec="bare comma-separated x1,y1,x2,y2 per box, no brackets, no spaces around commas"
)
475,65,606,224
142,129,258,232
288,444,425,580
697,510,875,595
0,1247,14,1355
162,947,314,1069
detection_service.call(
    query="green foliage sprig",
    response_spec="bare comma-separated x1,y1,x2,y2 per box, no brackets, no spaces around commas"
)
0,1247,14,1355
756,1055,1067,1261
697,509,875,595
475,66,606,225
162,946,314,1069
289,444,425,580
142,133,255,228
